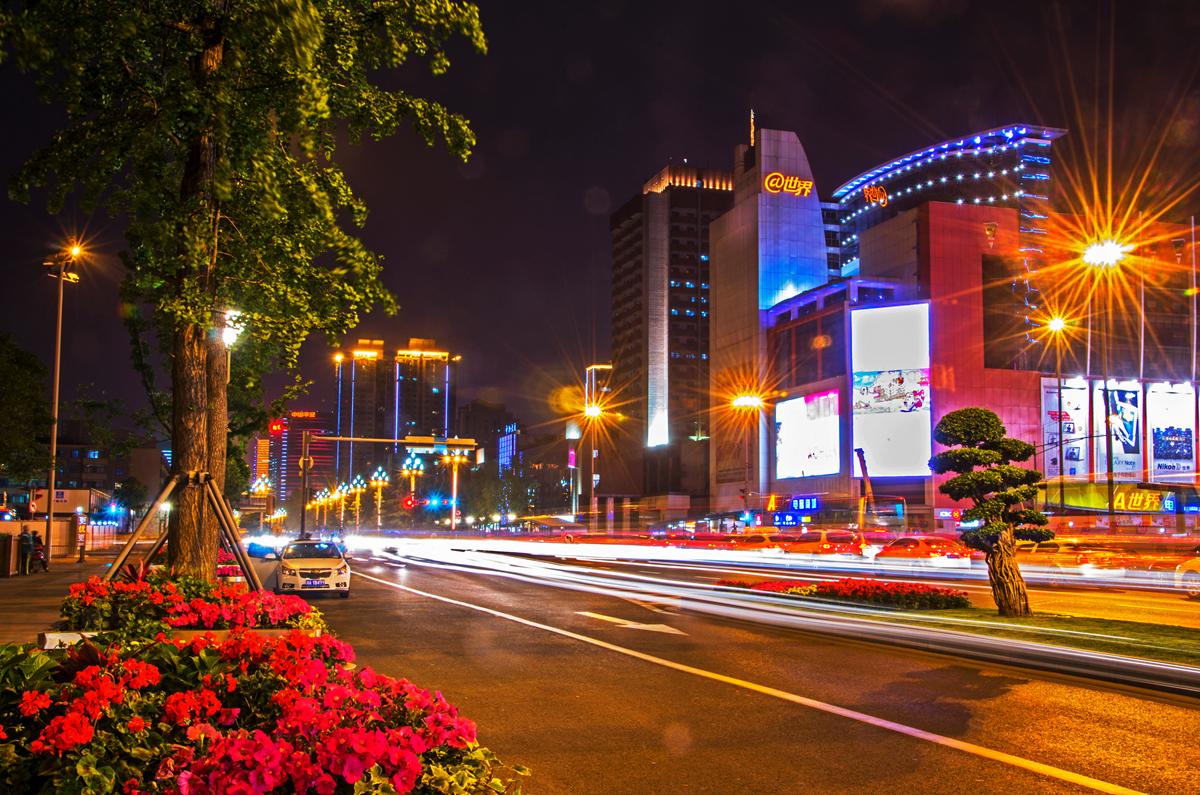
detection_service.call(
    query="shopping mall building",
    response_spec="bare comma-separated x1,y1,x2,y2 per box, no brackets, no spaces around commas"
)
708,124,1199,532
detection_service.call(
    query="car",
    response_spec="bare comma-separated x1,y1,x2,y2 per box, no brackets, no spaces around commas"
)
275,540,351,597
1013,539,1127,585
1176,554,1200,599
782,529,869,557
873,535,977,568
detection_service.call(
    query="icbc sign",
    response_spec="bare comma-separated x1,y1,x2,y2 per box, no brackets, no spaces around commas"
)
763,172,814,197
863,184,888,206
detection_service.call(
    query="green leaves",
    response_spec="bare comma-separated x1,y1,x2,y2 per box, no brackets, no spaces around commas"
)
932,407,1006,448
0,327,55,479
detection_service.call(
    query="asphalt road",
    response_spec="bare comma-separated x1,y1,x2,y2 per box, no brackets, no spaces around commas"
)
261,556,1200,795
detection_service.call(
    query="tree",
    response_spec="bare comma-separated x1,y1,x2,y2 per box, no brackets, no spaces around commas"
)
113,476,149,532
0,328,55,481
3,1,486,578
929,408,1053,617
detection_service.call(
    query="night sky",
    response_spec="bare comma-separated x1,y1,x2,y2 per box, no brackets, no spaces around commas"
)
1,0,1198,435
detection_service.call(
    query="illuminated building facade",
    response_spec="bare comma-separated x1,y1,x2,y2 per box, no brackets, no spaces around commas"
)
609,164,735,501
708,128,838,510
396,339,457,439
456,398,513,465
334,339,396,483
252,437,269,482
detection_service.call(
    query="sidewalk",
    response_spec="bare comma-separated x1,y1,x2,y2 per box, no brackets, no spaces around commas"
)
0,553,116,646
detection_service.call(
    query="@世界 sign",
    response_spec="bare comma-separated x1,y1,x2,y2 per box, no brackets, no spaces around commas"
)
764,172,814,196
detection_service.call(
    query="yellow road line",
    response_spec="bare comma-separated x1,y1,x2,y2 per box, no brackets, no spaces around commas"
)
353,571,1147,795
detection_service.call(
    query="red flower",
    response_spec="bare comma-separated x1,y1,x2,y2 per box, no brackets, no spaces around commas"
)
128,716,146,733
19,690,52,716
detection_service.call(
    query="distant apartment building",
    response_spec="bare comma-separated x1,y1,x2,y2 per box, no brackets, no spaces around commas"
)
396,339,458,439
456,399,513,465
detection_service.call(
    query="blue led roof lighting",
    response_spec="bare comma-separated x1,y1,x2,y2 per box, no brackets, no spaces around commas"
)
832,124,1067,198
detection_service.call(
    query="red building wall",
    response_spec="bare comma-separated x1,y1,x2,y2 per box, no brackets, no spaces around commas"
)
923,203,1041,510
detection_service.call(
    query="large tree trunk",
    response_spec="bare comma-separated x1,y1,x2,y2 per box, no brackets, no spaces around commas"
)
168,324,215,577
169,8,225,579
984,526,1032,617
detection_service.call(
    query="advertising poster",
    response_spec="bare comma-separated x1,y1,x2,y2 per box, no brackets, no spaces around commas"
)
850,303,932,477
1093,382,1143,479
776,389,840,479
1041,379,1090,479
1148,385,1196,477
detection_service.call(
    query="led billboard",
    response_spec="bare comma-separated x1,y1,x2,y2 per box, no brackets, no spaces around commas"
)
1093,382,1143,479
851,303,931,477
1148,384,1195,476
1041,379,1090,479
776,389,840,479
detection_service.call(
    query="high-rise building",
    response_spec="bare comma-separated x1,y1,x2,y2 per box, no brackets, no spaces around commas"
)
456,399,513,465
396,339,458,439
334,339,396,482
267,418,286,500
708,128,834,511
609,164,736,504
252,437,269,481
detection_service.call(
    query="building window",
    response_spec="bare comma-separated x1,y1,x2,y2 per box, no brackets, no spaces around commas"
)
87,450,100,459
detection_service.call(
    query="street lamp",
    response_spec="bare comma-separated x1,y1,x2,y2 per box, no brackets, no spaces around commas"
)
442,451,469,530
369,467,388,531
335,482,349,530
1044,316,1069,519
731,393,765,525
349,475,366,532
1083,238,1131,529
44,240,83,561
400,454,424,498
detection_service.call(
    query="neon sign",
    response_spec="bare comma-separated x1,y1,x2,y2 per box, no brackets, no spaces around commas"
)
863,185,888,206
290,411,316,418
764,172,814,197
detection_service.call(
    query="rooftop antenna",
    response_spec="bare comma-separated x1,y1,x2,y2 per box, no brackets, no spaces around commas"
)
750,109,755,147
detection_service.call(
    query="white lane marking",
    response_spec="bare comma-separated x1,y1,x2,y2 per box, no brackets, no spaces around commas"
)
353,571,1146,795
575,611,687,634
618,596,675,614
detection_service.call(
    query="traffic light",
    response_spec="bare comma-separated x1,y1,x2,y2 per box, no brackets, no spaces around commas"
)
739,488,746,503
403,495,415,510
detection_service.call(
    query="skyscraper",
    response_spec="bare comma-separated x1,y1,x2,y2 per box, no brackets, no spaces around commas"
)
396,339,458,439
609,164,735,504
264,411,336,501
334,339,396,482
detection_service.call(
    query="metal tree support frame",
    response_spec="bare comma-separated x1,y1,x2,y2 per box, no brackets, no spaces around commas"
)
103,472,265,592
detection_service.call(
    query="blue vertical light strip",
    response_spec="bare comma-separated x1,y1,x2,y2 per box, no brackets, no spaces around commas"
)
394,360,401,453
335,359,342,477
443,360,450,437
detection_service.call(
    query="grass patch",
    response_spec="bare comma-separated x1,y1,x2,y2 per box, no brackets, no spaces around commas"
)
846,606,1200,667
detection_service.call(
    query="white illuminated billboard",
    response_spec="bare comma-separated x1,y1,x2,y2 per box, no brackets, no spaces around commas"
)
776,389,840,479
1041,379,1090,479
1093,381,1143,479
850,303,931,477
1148,384,1195,476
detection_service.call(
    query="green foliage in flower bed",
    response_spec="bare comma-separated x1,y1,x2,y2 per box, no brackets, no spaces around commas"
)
60,574,327,645
0,630,528,794
715,577,971,610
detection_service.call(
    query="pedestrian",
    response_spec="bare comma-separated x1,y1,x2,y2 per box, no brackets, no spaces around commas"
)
17,528,33,576
31,530,48,573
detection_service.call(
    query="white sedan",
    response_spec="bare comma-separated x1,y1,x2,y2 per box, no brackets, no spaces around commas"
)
274,540,351,598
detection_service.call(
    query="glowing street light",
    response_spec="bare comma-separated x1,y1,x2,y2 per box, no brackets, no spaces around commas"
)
1084,238,1130,527
349,475,367,531
369,468,389,531
44,239,84,556
730,392,770,520
1043,316,1071,517
442,451,469,530
730,394,765,409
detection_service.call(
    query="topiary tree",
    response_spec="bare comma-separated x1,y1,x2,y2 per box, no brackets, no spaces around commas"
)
930,407,1052,617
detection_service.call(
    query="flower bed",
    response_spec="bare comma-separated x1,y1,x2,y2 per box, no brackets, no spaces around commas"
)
215,550,241,579
0,630,528,793
715,577,971,609
60,573,326,644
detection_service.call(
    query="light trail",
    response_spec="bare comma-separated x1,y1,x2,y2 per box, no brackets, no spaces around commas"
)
365,544,1200,696
354,570,1149,795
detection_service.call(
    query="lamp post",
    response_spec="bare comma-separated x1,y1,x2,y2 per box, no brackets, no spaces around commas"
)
442,451,469,530
400,455,424,501
44,240,82,561
336,482,348,530
250,476,271,533
370,468,388,531
731,393,765,524
584,403,602,532
349,475,366,532
1046,317,1067,519
1083,239,1131,530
